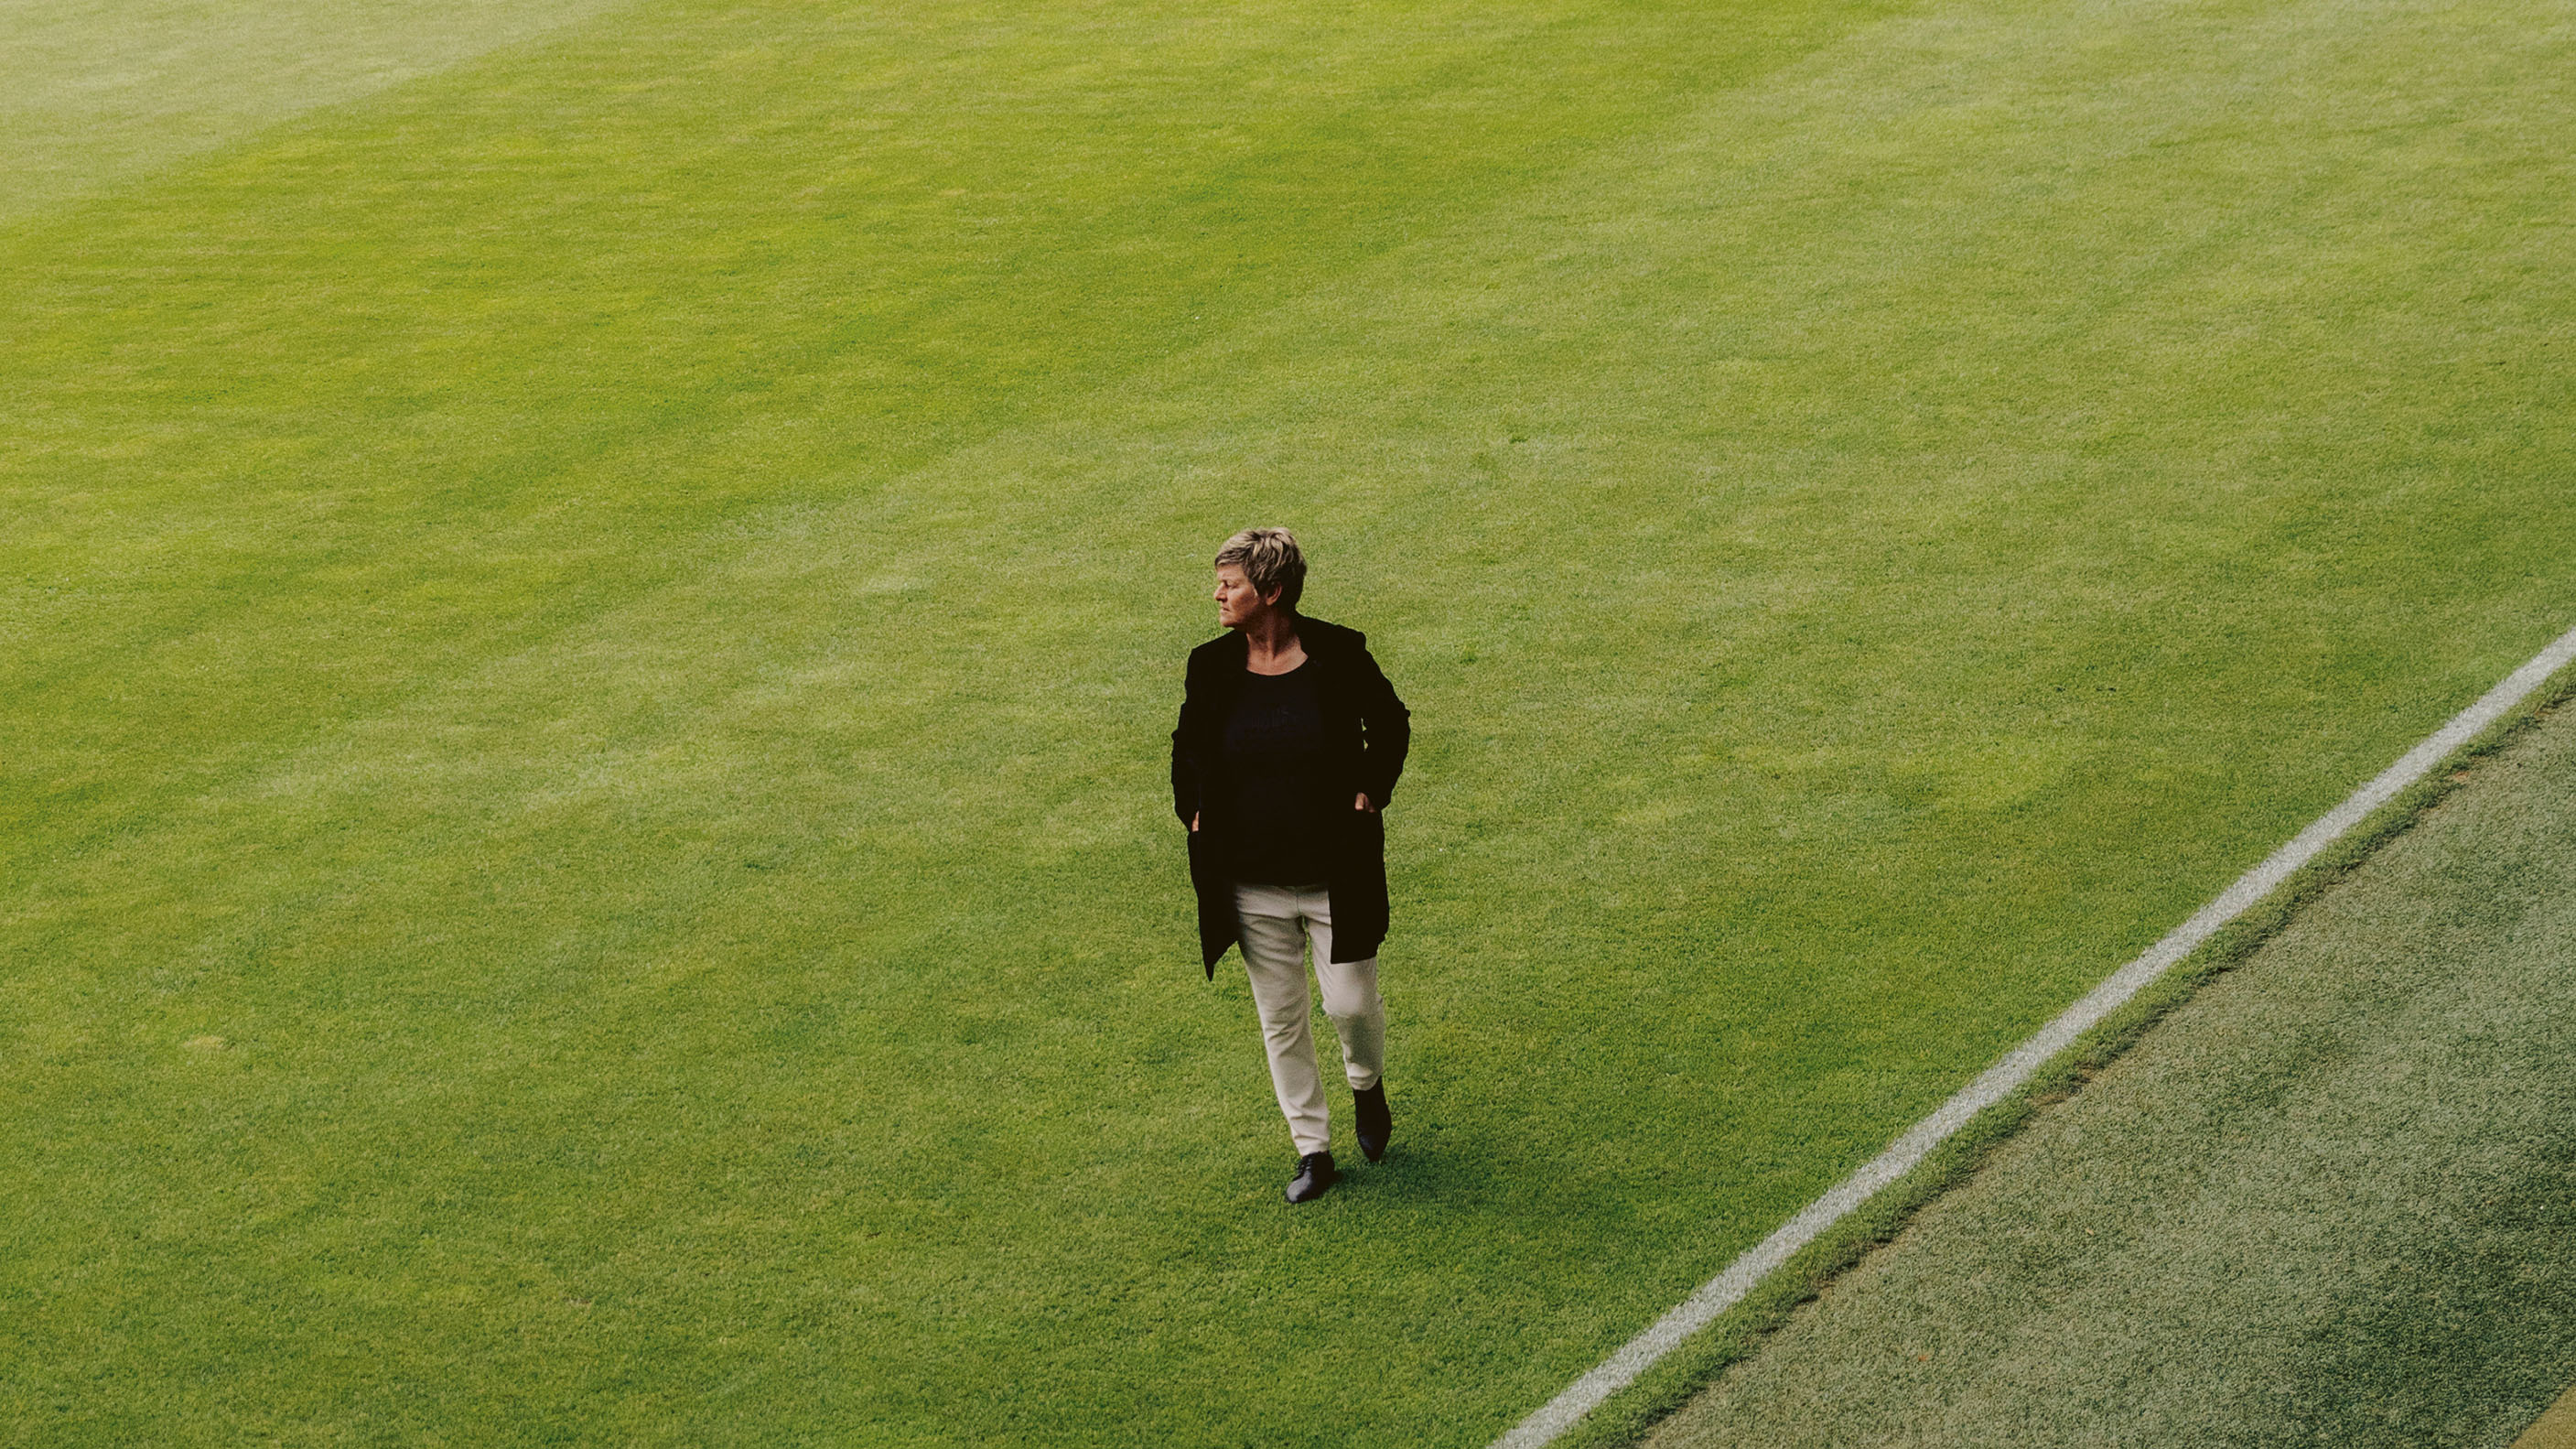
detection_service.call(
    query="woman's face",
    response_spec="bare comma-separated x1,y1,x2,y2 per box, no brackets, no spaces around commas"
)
1213,564,1278,630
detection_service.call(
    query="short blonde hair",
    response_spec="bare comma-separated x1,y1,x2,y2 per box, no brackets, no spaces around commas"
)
1214,527,1307,611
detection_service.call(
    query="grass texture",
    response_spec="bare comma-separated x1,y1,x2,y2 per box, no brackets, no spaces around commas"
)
4,0,2572,1442
0,0,631,224
1557,666,2576,1449
1644,692,2576,1448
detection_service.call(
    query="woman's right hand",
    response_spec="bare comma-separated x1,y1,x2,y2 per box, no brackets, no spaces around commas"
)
1191,813,1201,833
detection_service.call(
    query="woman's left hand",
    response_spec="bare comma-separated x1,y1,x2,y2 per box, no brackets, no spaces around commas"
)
1353,792,1376,813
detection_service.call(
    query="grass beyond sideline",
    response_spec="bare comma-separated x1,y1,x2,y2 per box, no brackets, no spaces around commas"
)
5,0,2573,1443
1645,697,2576,1447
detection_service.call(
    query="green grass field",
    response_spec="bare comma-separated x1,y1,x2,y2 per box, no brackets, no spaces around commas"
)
1646,694,2576,1447
3,0,2571,1442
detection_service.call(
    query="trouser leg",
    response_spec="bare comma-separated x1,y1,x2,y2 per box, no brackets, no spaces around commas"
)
1234,882,1330,1156
1299,885,1385,1092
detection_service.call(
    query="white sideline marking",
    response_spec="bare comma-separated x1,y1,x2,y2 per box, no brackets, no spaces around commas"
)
1495,622,2576,1449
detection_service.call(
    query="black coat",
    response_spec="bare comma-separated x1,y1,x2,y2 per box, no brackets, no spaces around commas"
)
1169,616,1411,976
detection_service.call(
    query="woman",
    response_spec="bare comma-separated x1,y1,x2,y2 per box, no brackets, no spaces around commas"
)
1170,527,1411,1204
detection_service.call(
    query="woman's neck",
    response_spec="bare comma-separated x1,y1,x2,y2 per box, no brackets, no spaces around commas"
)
1242,609,1302,672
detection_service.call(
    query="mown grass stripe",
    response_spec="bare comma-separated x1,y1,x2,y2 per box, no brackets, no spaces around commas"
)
1499,619,2576,1449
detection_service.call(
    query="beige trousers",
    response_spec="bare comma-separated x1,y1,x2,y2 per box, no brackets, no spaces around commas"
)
1234,881,1385,1157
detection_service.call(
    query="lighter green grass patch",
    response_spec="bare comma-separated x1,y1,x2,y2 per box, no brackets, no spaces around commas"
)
0,0,635,222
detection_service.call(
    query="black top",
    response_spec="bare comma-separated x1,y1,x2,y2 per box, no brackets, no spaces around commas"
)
1172,615,1409,971
1221,662,1333,886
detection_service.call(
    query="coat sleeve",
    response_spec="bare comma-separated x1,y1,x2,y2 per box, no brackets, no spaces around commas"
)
1353,639,1412,807
1170,652,1203,826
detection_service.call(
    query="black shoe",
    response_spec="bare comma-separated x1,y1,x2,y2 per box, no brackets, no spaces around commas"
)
1285,1152,1338,1204
1354,1084,1392,1162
